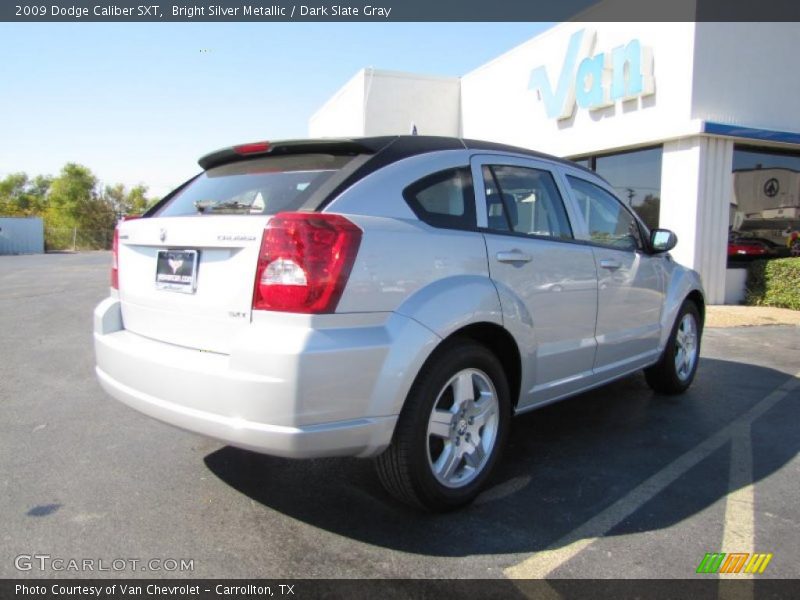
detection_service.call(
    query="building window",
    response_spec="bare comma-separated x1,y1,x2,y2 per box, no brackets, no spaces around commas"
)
731,145,800,258
570,146,662,230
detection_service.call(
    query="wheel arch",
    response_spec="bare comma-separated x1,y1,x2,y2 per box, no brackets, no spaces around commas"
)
436,322,523,411
659,265,706,352
685,289,706,327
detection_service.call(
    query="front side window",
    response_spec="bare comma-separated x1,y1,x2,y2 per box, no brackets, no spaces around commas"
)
567,176,641,251
403,167,476,230
594,147,662,230
482,165,572,239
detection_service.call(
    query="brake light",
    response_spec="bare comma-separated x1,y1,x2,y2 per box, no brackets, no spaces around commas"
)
234,141,271,155
111,226,120,289
253,212,362,313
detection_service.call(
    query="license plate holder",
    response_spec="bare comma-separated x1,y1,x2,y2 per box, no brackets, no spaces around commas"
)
155,249,198,293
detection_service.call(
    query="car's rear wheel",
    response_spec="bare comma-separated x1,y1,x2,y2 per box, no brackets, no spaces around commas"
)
375,338,510,511
645,300,702,394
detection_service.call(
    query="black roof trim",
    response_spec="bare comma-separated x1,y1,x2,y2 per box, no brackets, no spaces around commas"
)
461,138,596,175
299,136,468,212
197,135,594,173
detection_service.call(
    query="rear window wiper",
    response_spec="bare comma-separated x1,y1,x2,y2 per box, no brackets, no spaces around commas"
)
194,199,251,214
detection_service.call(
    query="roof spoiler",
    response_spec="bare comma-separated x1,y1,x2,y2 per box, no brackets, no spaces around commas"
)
197,137,397,170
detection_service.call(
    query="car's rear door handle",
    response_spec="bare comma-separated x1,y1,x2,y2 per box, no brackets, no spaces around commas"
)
496,250,532,264
599,259,622,270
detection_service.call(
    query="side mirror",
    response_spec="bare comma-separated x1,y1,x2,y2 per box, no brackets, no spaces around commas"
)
650,229,678,253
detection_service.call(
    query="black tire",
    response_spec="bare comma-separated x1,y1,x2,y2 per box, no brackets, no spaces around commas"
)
375,338,511,512
645,300,702,394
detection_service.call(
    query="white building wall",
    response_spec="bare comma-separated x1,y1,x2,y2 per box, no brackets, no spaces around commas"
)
309,69,460,138
659,136,732,304
691,23,800,133
363,70,460,137
308,70,366,137
460,22,699,157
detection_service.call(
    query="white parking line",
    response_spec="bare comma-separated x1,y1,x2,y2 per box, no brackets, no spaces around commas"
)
718,424,755,600
721,424,755,569
505,369,800,580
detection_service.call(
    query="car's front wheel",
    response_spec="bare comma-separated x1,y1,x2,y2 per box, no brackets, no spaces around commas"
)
645,300,702,394
375,339,510,511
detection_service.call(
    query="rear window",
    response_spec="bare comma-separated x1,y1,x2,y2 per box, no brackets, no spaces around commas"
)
154,154,357,217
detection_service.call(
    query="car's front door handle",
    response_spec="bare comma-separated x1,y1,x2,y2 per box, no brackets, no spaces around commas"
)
599,259,622,270
496,250,532,264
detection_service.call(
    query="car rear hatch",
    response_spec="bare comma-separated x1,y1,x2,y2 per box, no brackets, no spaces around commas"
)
115,144,377,354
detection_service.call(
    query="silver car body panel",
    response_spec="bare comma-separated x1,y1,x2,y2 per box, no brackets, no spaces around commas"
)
469,154,600,408
94,143,705,458
95,297,439,458
555,166,665,378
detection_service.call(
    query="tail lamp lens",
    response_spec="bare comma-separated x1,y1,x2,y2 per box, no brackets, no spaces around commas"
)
253,212,362,313
111,226,120,289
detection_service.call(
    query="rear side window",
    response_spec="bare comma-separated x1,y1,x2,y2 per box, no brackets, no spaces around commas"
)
482,165,573,239
154,154,357,217
403,167,476,230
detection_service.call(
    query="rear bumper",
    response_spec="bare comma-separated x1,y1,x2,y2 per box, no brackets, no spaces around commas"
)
95,364,397,458
94,297,438,458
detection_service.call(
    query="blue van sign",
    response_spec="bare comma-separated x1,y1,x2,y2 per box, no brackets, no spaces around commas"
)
529,29,655,121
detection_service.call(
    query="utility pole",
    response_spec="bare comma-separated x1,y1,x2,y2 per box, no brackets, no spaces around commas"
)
625,187,636,206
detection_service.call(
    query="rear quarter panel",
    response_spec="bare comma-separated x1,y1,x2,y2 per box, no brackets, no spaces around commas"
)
328,149,500,328
326,151,507,415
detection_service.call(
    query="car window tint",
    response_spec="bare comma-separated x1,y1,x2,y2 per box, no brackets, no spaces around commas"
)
155,154,355,217
403,167,476,230
482,165,510,231
484,165,573,239
567,176,640,251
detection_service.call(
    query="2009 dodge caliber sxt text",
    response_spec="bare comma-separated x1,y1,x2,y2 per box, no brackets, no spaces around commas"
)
94,136,704,511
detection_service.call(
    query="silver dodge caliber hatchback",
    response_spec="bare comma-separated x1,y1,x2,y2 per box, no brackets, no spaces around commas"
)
94,136,705,511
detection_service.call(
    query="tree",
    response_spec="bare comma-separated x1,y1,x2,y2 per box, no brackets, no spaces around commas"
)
104,182,156,217
0,172,51,216
1,163,155,249
103,183,127,216
632,194,660,230
127,184,154,214
48,163,100,222
46,163,115,248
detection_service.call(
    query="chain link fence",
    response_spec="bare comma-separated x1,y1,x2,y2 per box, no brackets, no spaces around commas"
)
45,228,114,252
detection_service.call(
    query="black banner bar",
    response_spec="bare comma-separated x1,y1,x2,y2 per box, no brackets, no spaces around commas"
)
3,0,800,22
2,580,800,600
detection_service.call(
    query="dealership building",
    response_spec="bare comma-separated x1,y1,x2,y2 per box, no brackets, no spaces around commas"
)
309,21,800,305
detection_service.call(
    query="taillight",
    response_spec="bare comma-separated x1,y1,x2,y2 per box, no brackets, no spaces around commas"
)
253,212,362,313
111,226,120,289
111,216,139,289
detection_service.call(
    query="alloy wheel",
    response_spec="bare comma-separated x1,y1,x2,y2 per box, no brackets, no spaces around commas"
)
426,368,500,488
674,313,698,382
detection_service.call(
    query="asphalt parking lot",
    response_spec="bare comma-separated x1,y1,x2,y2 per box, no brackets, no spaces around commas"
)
1,252,798,580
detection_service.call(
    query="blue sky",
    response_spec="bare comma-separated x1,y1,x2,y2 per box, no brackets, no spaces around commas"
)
0,23,550,196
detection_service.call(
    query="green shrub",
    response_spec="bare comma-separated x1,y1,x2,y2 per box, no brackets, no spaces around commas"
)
745,257,800,311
